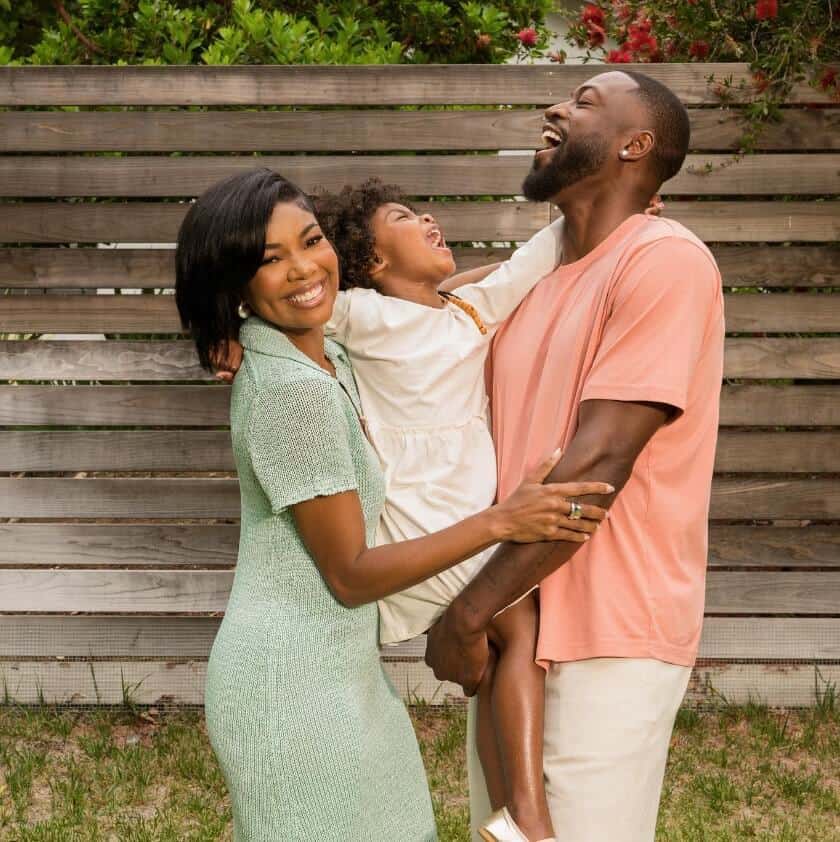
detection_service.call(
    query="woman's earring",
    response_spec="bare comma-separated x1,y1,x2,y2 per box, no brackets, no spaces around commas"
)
620,149,629,158
237,302,250,319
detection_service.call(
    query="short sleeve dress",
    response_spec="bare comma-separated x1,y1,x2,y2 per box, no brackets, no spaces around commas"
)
204,316,437,841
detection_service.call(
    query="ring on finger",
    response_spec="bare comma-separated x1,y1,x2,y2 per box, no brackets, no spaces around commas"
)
569,501,583,520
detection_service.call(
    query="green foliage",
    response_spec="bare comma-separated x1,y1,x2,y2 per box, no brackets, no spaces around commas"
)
0,0,554,65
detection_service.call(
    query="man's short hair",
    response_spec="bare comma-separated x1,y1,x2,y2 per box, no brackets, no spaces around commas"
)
622,71,690,185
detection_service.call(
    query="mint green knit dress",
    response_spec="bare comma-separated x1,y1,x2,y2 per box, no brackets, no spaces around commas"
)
204,316,437,841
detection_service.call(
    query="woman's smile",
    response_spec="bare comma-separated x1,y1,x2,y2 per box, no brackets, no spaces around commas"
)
285,278,328,309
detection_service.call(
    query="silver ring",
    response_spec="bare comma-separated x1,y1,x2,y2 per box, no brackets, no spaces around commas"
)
568,501,583,520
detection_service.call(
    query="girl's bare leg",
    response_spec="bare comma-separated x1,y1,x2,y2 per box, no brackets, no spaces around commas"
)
475,649,507,810
486,592,554,840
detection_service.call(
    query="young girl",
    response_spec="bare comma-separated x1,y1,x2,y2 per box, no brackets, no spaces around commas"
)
216,178,617,841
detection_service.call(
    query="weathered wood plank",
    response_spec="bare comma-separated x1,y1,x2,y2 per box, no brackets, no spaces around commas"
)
0,568,836,613
4,201,834,245
3,430,838,473
3,154,837,197
708,526,840,569
685,663,840,707
0,524,238,568
0,385,230,425
1,658,836,707
4,245,837,289
5,291,839,334
0,616,222,657
0,477,837,520
1,523,837,570
718,385,840,426
3,65,818,106
3,109,837,152
5,338,838,381
725,338,840,379
4,616,838,660
0,200,549,244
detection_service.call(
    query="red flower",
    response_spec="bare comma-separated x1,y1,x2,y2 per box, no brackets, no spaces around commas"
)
612,1,632,21
755,0,778,20
475,33,492,50
517,27,538,47
819,68,837,90
628,24,658,56
689,40,710,59
752,70,769,92
587,23,606,47
581,4,606,27
607,47,633,63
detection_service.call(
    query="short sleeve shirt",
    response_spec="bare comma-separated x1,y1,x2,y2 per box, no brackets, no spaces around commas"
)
489,215,725,667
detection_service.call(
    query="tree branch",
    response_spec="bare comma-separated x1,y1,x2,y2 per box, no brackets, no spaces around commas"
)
51,0,104,56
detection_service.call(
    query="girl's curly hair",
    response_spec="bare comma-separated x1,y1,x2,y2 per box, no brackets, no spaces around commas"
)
314,178,415,290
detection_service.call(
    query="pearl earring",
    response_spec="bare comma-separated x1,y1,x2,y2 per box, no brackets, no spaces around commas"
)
620,150,629,158
237,302,250,319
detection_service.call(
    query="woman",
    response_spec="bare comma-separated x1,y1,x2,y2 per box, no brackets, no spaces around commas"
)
175,168,610,840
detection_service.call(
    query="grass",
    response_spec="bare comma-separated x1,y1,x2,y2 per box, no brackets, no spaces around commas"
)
0,703,838,841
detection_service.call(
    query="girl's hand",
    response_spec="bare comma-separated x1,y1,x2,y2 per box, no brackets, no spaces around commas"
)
209,339,244,383
492,448,613,544
645,194,665,216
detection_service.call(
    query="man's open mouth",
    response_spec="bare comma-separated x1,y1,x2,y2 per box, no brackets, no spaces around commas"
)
541,123,566,150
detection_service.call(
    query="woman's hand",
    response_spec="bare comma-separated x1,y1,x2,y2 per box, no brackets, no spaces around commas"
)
492,448,612,544
645,194,665,216
209,339,244,383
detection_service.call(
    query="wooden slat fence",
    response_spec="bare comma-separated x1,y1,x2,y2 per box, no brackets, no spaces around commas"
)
0,64,837,708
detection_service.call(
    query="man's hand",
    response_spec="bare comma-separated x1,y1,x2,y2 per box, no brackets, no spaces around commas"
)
209,339,244,383
424,606,490,697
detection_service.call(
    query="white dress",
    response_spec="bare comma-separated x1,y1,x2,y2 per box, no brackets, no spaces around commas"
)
327,219,563,644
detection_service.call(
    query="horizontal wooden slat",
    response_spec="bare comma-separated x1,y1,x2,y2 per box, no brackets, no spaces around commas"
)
718,384,840,426
0,568,836,613
684,663,840,707
1,658,836,707
0,200,549,244
5,338,838,381
2,154,837,197
1,477,837,519
3,615,839,660
5,291,839,334
708,526,840,569
0,385,230,425
3,245,837,289
3,108,837,152
725,338,840,379
3,64,822,106
3,430,838,473
0,524,837,570
0,524,238,568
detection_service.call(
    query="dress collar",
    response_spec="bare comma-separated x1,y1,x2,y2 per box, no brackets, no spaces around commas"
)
239,315,347,374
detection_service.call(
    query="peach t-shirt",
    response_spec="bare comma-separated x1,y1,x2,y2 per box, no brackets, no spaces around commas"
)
490,214,725,667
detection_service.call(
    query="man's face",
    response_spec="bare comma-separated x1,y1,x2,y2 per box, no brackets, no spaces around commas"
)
522,72,641,203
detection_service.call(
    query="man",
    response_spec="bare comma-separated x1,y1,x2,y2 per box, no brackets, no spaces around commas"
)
425,70,725,841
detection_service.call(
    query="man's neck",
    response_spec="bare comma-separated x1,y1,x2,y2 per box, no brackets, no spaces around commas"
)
557,190,650,265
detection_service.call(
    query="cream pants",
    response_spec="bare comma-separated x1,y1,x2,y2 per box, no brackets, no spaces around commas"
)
467,657,691,842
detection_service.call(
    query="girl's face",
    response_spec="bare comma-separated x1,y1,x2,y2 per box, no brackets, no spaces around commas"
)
369,203,456,285
245,201,340,334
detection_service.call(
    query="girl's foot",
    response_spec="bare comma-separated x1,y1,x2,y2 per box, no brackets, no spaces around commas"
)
479,807,557,842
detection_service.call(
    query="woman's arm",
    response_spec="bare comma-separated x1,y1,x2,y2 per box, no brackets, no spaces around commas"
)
438,262,502,293
292,455,612,608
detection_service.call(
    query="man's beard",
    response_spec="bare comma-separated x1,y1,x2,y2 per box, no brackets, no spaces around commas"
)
522,132,610,202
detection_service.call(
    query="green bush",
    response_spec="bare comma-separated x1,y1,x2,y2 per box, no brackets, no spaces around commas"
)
0,0,553,65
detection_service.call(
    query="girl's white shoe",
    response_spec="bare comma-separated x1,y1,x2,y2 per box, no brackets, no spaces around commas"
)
479,807,554,842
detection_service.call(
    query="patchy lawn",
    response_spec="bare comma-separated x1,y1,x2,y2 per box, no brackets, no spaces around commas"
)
0,701,837,841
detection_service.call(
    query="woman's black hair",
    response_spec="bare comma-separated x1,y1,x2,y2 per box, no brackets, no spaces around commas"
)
175,167,314,370
314,178,412,291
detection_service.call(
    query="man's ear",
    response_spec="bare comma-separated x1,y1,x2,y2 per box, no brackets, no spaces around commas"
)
619,129,655,162
369,252,388,279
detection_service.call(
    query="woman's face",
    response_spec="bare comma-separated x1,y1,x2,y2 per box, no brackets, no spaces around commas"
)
370,203,456,285
245,201,340,334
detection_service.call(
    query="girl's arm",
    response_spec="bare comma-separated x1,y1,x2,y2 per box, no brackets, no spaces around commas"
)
438,261,502,293
292,457,611,608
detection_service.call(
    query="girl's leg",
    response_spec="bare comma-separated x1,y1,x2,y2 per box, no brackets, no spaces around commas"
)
486,592,554,840
475,648,507,810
